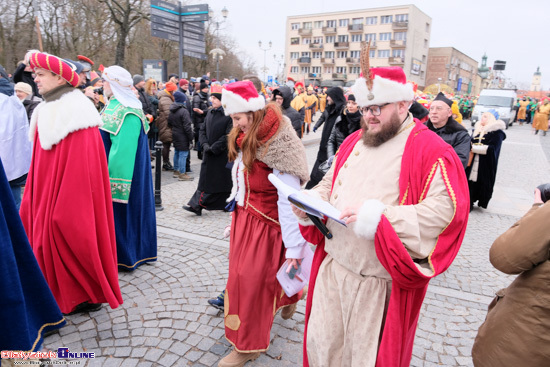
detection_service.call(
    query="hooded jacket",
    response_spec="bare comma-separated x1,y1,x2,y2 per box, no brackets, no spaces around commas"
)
273,86,303,138
168,102,194,151
326,108,362,158
426,116,471,169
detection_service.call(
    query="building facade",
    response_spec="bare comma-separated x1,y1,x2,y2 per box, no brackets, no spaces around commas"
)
530,67,541,91
425,47,479,95
285,5,432,88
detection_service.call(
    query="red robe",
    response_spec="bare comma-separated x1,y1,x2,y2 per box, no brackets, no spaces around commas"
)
301,122,469,367
20,127,123,314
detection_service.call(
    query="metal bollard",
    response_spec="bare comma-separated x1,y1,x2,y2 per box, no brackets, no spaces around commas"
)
154,140,164,211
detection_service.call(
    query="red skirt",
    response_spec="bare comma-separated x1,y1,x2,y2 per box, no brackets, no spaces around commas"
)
225,206,301,352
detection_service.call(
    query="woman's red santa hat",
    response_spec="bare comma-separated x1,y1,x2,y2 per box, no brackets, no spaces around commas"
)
351,42,413,107
221,81,265,116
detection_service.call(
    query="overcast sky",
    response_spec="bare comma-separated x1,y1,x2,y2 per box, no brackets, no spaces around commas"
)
193,0,549,89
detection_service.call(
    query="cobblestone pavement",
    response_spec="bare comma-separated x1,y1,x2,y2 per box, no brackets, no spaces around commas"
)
39,123,550,366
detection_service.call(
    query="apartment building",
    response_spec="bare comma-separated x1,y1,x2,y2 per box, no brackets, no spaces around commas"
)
285,5,432,88
425,47,480,95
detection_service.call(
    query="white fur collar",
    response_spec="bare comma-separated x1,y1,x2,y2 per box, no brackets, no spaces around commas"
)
473,119,505,137
227,152,246,207
29,89,102,150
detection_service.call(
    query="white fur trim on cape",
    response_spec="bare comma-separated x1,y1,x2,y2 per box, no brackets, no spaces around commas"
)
222,89,266,116
352,76,414,107
29,89,102,150
227,152,246,207
353,199,386,240
473,118,506,138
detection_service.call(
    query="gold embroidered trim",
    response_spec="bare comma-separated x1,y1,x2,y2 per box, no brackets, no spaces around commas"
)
397,120,415,135
118,256,157,268
245,169,280,225
419,161,439,203
426,158,457,273
29,318,66,352
225,336,270,353
224,290,229,317
399,183,410,206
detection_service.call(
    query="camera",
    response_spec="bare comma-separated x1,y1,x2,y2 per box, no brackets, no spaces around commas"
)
93,87,103,95
537,183,550,203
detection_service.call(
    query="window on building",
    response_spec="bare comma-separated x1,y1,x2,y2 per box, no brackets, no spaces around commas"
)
290,37,299,45
313,36,323,44
339,19,349,27
303,22,312,29
336,66,347,73
324,66,334,73
290,66,298,73
351,34,362,42
350,66,361,74
312,66,321,74
424,39,428,48
365,33,376,41
326,36,335,43
395,14,408,22
422,55,426,63
378,50,390,58
290,52,299,59
338,35,349,42
291,23,300,30
352,17,363,25
426,22,430,32
314,21,323,28
379,32,392,41
326,20,336,27
301,52,311,57
325,51,335,58
301,67,310,74
392,49,404,58
370,50,375,58
394,32,407,40
350,50,360,58
302,38,311,45
337,51,348,58
365,16,377,25
312,52,322,58
381,15,393,24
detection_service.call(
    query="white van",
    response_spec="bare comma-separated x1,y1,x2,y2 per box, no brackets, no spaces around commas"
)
471,89,517,129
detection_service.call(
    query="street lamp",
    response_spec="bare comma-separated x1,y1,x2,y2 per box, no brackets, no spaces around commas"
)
273,54,284,85
258,40,272,83
209,7,229,81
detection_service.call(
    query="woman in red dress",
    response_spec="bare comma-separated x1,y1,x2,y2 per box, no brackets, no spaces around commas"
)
219,81,310,367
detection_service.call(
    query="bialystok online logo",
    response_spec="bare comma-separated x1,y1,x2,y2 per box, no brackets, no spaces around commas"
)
1,348,95,361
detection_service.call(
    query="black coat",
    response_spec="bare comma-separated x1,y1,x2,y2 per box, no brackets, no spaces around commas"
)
13,63,40,98
465,128,506,208
197,107,232,193
22,98,41,123
137,87,155,117
192,92,209,125
307,87,346,189
327,109,362,158
426,117,471,169
273,86,303,138
168,103,194,151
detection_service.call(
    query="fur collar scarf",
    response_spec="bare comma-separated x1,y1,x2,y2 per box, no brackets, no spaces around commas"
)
427,117,466,134
29,89,102,150
473,118,506,137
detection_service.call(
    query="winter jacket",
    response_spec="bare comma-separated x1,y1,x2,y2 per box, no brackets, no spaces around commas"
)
327,109,362,158
426,117,471,169
273,86,303,138
137,87,155,117
192,91,209,126
472,203,550,367
13,63,40,98
22,96,42,123
157,90,174,143
168,103,194,151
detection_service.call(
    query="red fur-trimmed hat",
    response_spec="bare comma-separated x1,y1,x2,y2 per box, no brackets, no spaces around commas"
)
352,67,414,107
221,81,265,116
29,52,80,88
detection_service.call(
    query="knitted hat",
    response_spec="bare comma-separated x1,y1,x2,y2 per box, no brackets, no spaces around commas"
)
173,91,187,104
165,81,177,92
200,81,208,91
14,82,33,95
133,74,145,86
347,94,356,102
433,92,453,107
221,81,265,116
179,78,189,87
29,52,80,87
352,67,414,107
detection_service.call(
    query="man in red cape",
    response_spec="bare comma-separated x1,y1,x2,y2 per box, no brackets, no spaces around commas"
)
295,65,469,367
20,52,123,314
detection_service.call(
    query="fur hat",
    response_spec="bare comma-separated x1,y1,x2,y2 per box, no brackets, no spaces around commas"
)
14,82,32,96
29,52,80,87
221,81,265,116
352,67,414,107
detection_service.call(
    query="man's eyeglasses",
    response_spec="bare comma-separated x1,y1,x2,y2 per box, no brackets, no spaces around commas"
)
360,103,391,116
429,106,450,112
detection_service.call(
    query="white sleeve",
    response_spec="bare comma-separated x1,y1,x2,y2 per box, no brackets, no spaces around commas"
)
273,169,310,259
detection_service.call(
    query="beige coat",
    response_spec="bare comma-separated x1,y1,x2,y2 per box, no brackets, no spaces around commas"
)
472,203,550,367
157,90,174,143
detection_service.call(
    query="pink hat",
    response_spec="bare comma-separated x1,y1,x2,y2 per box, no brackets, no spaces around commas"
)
221,81,265,116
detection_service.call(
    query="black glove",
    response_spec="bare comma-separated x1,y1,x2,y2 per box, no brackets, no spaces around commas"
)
202,143,211,153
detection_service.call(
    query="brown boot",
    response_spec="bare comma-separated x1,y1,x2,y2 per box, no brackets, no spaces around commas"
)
281,286,307,320
173,170,180,178
218,350,260,367
178,173,194,181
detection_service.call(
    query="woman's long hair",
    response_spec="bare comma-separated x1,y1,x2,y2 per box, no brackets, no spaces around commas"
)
227,102,283,170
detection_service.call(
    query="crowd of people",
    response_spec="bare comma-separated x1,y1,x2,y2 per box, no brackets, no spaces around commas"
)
1,44,549,367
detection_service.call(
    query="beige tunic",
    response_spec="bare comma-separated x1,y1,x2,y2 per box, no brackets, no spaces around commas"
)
306,115,455,367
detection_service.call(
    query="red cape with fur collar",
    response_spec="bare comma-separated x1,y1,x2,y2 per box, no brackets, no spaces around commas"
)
301,122,469,367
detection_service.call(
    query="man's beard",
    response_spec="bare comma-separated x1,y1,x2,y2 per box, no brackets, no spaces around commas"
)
361,110,403,147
